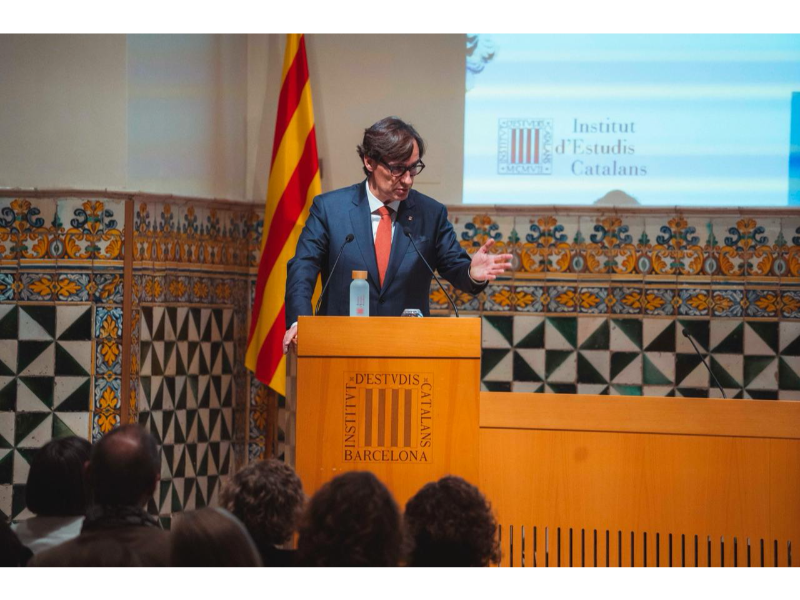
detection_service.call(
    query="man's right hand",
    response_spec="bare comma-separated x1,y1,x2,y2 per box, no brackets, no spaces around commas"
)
282,323,298,354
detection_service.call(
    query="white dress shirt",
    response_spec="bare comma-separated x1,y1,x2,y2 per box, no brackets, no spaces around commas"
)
365,181,402,242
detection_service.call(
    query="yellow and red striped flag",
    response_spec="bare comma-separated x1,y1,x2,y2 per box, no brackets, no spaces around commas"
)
246,34,321,396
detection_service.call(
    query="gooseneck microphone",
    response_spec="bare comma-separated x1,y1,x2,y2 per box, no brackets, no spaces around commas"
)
314,233,354,316
403,226,459,318
682,328,726,399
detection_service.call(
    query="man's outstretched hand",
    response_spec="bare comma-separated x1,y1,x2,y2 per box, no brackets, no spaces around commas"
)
469,239,513,282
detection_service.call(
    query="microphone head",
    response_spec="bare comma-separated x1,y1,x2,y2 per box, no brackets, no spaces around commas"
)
345,233,354,243
402,225,412,237
682,328,690,338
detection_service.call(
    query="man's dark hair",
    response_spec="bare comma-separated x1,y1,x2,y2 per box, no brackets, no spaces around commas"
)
297,471,402,567
220,459,305,548
404,475,501,567
26,436,92,516
89,424,160,507
357,116,426,176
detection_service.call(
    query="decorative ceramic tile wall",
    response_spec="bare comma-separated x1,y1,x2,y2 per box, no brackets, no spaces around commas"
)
0,196,124,520
137,306,235,524
132,201,256,526
442,211,800,401
7,193,800,524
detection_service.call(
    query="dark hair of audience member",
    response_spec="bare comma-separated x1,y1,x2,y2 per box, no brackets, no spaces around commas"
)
25,436,92,516
404,476,500,567
220,459,304,548
89,424,160,506
297,471,402,567
170,508,262,567
1,521,33,567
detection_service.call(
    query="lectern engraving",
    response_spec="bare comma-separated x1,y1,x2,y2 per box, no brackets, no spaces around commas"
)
343,372,433,463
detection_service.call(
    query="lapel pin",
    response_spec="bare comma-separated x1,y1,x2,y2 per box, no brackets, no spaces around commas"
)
407,215,413,221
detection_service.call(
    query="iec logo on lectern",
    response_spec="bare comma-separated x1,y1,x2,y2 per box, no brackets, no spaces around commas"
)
343,372,432,463
498,118,553,175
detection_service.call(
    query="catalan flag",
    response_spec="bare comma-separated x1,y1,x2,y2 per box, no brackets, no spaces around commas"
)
246,34,321,396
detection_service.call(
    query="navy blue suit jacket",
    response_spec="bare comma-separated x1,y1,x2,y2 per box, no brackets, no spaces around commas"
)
285,181,485,327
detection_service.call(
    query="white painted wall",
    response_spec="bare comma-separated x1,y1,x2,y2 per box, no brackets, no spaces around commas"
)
0,35,128,190
127,34,247,200
0,34,466,204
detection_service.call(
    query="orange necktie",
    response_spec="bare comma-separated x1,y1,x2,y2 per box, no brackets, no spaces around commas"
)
375,205,393,286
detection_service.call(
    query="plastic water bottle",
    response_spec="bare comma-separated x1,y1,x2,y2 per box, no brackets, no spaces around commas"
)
349,270,369,317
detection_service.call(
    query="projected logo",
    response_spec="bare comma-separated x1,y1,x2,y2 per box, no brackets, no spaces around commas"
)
498,119,553,175
343,372,432,463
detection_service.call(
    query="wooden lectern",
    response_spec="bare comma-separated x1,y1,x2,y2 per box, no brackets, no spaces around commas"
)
292,315,481,507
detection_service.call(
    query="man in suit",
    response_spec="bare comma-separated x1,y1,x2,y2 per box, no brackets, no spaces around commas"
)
283,116,512,351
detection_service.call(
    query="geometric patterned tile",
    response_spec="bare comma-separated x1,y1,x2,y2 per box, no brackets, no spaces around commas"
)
0,341,16,376
642,385,675,397
513,315,544,348
745,321,778,356
545,317,577,350
482,316,513,348
17,378,53,412
610,318,642,351
0,305,18,339
578,318,609,350
577,383,609,396
512,349,544,383
610,352,643,385
710,321,743,355
0,483,11,520
577,350,609,385
138,307,236,519
545,349,577,383
677,320,710,354
643,352,675,386
744,356,779,390
511,381,545,393
544,383,577,394
709,354,743,389
14,412,52,448
18,306,55,340
643,319,675,353
56,305,92,341
778,356,800,391
18,342,55,377
779,321,800,355
675,353,711,389
609,384,643,396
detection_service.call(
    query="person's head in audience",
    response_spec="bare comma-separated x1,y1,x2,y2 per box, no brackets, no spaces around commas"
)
26,436,92,517
297,471,402,567
89,424,160,508
220,459,304,554
170,507,262,567
404,475,500,567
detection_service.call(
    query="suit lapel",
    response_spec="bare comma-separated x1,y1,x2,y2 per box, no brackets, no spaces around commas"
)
350,183,380,289
379,193,415,296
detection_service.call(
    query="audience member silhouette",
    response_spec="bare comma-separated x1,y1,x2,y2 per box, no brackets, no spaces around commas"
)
220,459,304,566
170,507,262,567
29,424,169,567
297,471,402,567
404,476,500,567
11,436,91,554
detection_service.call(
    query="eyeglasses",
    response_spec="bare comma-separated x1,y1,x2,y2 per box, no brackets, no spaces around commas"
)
378,159,426,178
